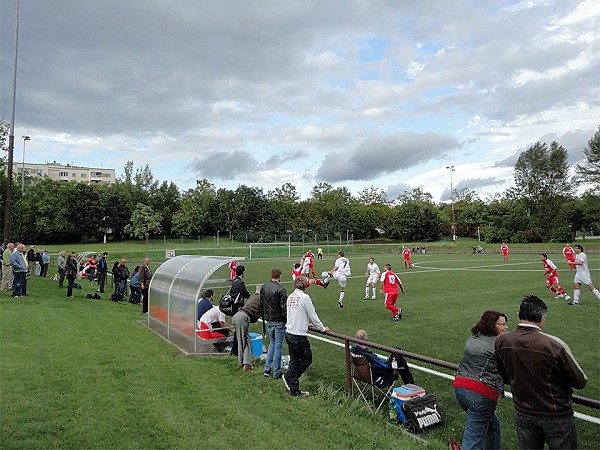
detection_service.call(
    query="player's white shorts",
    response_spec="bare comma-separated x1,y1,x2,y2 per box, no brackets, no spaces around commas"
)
333,271,347,288
366,274,379,284
574,272,592,286
301,266,310,275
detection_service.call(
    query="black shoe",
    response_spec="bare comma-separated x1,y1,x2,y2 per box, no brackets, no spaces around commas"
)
338,300,344,309
291,390,309,397
263,370,272,378
322,281,329,289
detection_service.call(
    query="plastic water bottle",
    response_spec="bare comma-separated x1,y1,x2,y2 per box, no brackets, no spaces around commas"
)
388,398,398,422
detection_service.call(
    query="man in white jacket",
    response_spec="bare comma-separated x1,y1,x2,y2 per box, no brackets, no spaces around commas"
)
282,276,329,397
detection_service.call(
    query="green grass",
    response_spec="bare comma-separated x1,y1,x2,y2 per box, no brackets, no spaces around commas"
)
1,245,599,449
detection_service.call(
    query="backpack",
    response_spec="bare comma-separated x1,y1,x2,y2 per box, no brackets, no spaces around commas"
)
401,394,444,432
219,292,242,316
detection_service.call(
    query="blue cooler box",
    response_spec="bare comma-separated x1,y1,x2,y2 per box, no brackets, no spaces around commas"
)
249,332,263,357
392,384,426,423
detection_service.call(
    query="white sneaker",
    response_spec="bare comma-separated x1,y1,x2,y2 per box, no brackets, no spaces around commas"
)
364,296,369,299
555,294,564,299
371,295,376,300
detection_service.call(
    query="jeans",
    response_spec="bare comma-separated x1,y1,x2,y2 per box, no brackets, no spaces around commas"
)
141,287,149,313
88,268,95,282
265,321,286,377
58,268,65,287
97,272,106,292
67,276,75,297
514,410,577,450
12,271,26,297
285,332,312,395
454,387,501,450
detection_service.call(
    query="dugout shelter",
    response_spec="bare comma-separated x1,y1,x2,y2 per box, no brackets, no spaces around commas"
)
147,255,238,355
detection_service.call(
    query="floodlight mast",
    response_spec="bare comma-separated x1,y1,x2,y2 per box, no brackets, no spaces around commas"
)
446,165,456,241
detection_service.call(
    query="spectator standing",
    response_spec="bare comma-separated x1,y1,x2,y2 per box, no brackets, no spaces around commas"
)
65,252,78,298
10,244,28,298
379,264,405,321
453,311,508,450
129,266,141,304
495,295,587,450
96,252,109,293
282,276,329,397
262,268,288,379
116,259,130,300
570,244,600,305
87,254,97,282
56,251,66,287
231,285,263,371
40,250,50,277
26,245,36,273
230,265,251,309
1,243,15,291
317,247,323,260
140,257,153,314
111,261,120,296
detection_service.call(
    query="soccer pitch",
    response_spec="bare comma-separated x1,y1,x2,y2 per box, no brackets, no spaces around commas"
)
240,250,600,447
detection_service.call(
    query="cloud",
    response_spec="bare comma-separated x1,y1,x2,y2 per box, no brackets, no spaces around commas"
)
189,150,259,179
440,177,504,201
385,182,412,201
315,131,460,182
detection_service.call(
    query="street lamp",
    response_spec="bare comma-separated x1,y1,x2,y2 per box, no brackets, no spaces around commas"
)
446,165,456,241
21,135,30,195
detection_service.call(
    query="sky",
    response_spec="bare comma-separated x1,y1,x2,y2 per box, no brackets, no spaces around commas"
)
1,0,598,202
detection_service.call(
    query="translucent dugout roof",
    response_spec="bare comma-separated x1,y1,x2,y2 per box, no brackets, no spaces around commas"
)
147,255,237,355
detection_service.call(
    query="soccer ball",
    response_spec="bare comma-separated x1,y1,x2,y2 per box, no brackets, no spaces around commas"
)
321,271,330,280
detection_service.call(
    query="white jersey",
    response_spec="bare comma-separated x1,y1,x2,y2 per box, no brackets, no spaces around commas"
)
335,257,351,276
366,262,380,276
199,306,226,328
574,252,592,285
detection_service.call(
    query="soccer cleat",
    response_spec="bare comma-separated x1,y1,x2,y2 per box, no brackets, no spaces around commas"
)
555,294,564,299
338,300,344,309
564,295,571,302
392,314,399,321
371,295,376,300
568,300,579,305
322,281,329,289
364,296,369,299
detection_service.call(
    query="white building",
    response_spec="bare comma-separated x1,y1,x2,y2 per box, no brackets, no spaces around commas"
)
13,162,116,185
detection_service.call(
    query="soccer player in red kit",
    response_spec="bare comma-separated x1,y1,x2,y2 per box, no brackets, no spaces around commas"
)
562,243,575,270
540,254,571,302
402,246,412,268
500,243,509,261
379,264,405,321
229,260,237,281
292,263,328,289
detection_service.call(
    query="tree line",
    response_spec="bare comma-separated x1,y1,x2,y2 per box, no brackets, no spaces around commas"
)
0,125,598,245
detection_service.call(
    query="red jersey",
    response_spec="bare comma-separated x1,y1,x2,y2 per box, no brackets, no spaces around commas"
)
381,270,403,294
542,258,558,277
229,261,237,279
501,244,509,254
563,246,575,260
291,267,302,280
402,248,411,259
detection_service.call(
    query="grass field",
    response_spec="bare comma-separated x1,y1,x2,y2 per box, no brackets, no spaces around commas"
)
1,242,599,449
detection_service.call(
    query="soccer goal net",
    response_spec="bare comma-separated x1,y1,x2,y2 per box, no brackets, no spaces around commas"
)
249,242,291,259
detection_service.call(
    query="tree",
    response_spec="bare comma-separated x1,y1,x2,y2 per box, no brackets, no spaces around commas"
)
575,127,600,186
124,203,163,239
356,186,388,206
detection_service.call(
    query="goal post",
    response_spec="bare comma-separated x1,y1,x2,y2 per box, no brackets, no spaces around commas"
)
249,242,291,259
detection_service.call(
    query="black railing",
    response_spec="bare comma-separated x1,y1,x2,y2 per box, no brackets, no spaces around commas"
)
309,328,600,410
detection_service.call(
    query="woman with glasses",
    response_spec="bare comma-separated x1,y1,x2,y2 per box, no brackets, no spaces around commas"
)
452,310,508,450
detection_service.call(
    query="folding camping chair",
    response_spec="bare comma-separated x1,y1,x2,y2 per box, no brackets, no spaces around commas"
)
351,353,397,413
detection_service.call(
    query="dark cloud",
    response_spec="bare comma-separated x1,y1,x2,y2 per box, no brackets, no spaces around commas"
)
264,149,306,167
385,182,412,201
189,150,258,179
315,131,460,182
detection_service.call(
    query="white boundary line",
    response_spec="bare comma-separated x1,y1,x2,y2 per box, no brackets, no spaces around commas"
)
307,331,600,425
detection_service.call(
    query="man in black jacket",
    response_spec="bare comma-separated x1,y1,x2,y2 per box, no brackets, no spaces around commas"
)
230,265,251,310
261,268,288,379
96,252,108,293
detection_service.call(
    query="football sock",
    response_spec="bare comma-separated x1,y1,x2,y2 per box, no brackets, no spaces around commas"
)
592,288,600,300
314,279,324,287
372,287,377,297
558,287,567,296
365,286,369,297
339,291,345,302
549,286,558,294
574,289,580,302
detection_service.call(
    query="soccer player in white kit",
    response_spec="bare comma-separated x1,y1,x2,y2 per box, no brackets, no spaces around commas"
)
570,244,600,305
327,251,351,308
364,257,380,300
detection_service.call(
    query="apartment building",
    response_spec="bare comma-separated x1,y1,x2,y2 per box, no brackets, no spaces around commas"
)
13,162,116,185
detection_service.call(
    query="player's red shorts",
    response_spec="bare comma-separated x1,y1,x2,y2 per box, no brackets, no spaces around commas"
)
546,275,559,285
502,251,508,256
403,255,410,260
384,292,398,305
566,255,575,262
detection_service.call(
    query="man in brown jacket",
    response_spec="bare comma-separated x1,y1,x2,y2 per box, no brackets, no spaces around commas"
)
495,295,587,449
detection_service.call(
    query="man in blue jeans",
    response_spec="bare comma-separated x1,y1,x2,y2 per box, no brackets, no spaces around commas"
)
261,269,288,379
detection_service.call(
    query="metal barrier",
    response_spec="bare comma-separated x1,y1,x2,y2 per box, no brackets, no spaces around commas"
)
310,328,600,410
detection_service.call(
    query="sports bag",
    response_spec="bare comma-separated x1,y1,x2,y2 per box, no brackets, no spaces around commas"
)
219,292,242,316
401,394,444,432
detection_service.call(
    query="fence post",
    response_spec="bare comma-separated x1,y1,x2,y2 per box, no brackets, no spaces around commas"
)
345,339,352,394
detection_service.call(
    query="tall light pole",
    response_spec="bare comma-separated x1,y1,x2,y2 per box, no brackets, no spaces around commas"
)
21,135,30,195
446,165,456,241
4,0,22,245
